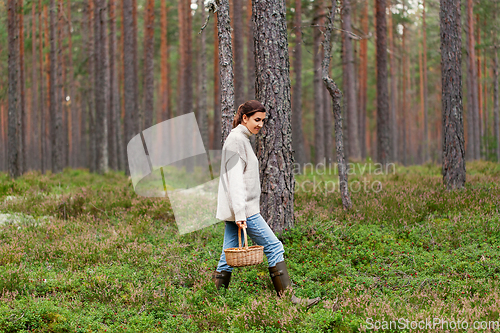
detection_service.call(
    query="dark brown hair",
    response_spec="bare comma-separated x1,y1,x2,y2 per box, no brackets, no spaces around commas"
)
232,100,266,129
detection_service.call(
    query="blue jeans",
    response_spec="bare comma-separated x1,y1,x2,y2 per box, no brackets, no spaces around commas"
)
216,213,285,272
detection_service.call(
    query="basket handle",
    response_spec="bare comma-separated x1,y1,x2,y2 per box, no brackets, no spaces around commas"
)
237,226,248,249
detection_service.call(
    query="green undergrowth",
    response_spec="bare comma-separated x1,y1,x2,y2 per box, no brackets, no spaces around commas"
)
0,161,499,332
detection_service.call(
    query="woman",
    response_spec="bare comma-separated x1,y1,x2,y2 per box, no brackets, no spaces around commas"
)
213,100,321,307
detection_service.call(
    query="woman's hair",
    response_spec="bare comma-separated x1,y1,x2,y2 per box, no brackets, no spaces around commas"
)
232,100,266,129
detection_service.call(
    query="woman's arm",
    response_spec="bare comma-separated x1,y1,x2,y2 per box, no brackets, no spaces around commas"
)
224,153,247,222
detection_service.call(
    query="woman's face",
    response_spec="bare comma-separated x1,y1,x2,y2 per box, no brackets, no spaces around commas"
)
242,112,266,135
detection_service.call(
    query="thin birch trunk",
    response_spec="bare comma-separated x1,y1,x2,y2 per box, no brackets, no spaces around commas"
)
323,0,351,210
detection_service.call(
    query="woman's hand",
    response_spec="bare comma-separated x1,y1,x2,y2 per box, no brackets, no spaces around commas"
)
236,220,247,228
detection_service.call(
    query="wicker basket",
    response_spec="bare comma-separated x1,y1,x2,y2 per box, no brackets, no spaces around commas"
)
224,226,264,267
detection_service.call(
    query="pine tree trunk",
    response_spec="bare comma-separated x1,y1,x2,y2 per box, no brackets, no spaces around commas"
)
67,0,76,168
50,0,63,173
123,0,137,175
116,0,125,170
252,0,295,232
232,0,245,108
8,0,21,178
41,4,48,172
476,14,483,158
494,6,499,162
213,13,222,150
132,0,139,130
359,0,368,160
323,0,351,210
32,0,38,171
18,0,26,174
388,0,397,162
95,0,109,174
343,0,360,160
313,1,324,164
467,0,480,159
246,0,255,100
87,0,96,172
216,0,235,144
440,0,465,190
197,0,208,151
58,0,67,169
108,0,119,170
44,6,52,171
142,0,154,130
376,0,391,165
1,104,6,171
178,1,193,117
291,0,306,167
402,14,407,165
463,2,472,161
160,1,169,120
419,29,425,163
422,0,429,162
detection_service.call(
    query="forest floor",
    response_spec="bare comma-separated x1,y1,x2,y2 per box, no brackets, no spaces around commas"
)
0,161,499,332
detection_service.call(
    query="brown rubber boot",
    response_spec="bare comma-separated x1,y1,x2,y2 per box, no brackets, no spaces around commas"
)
268,261,322,308
212,270,232,290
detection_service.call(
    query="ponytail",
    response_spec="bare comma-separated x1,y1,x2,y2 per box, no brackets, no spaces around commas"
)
232,104,245,129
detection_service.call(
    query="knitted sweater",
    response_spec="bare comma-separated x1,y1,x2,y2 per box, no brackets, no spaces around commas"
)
216,124,261,222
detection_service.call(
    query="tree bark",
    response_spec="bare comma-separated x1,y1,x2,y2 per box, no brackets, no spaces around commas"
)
388,0,397,162
252,0,294,233
50,0,63,173
359,0,369,160
95,0,109,174
402,10,407,165
246,0,255,100
32,0,39,171
39,0,45,172
215,0,235,144
440,0,465,190
123,0,137,175
232,0,245,108
212,12,222,149
324,63,333,165
422,0,429,162
67,0,76,169
132,0,139,130
196,0,208,151
8,0,21,178
178,0,193,117
58,0,68,169
476,13,483,158
343,0,360,160
494,6,500,162
323,0,351,210
87,0,96,172
375,0,391,165
142,0,154,130
108,0,120,170
313,1,324,164
466,0,480,159
18,0,26,174
160,1,169,120
1,105,6,171
291,0,306,167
